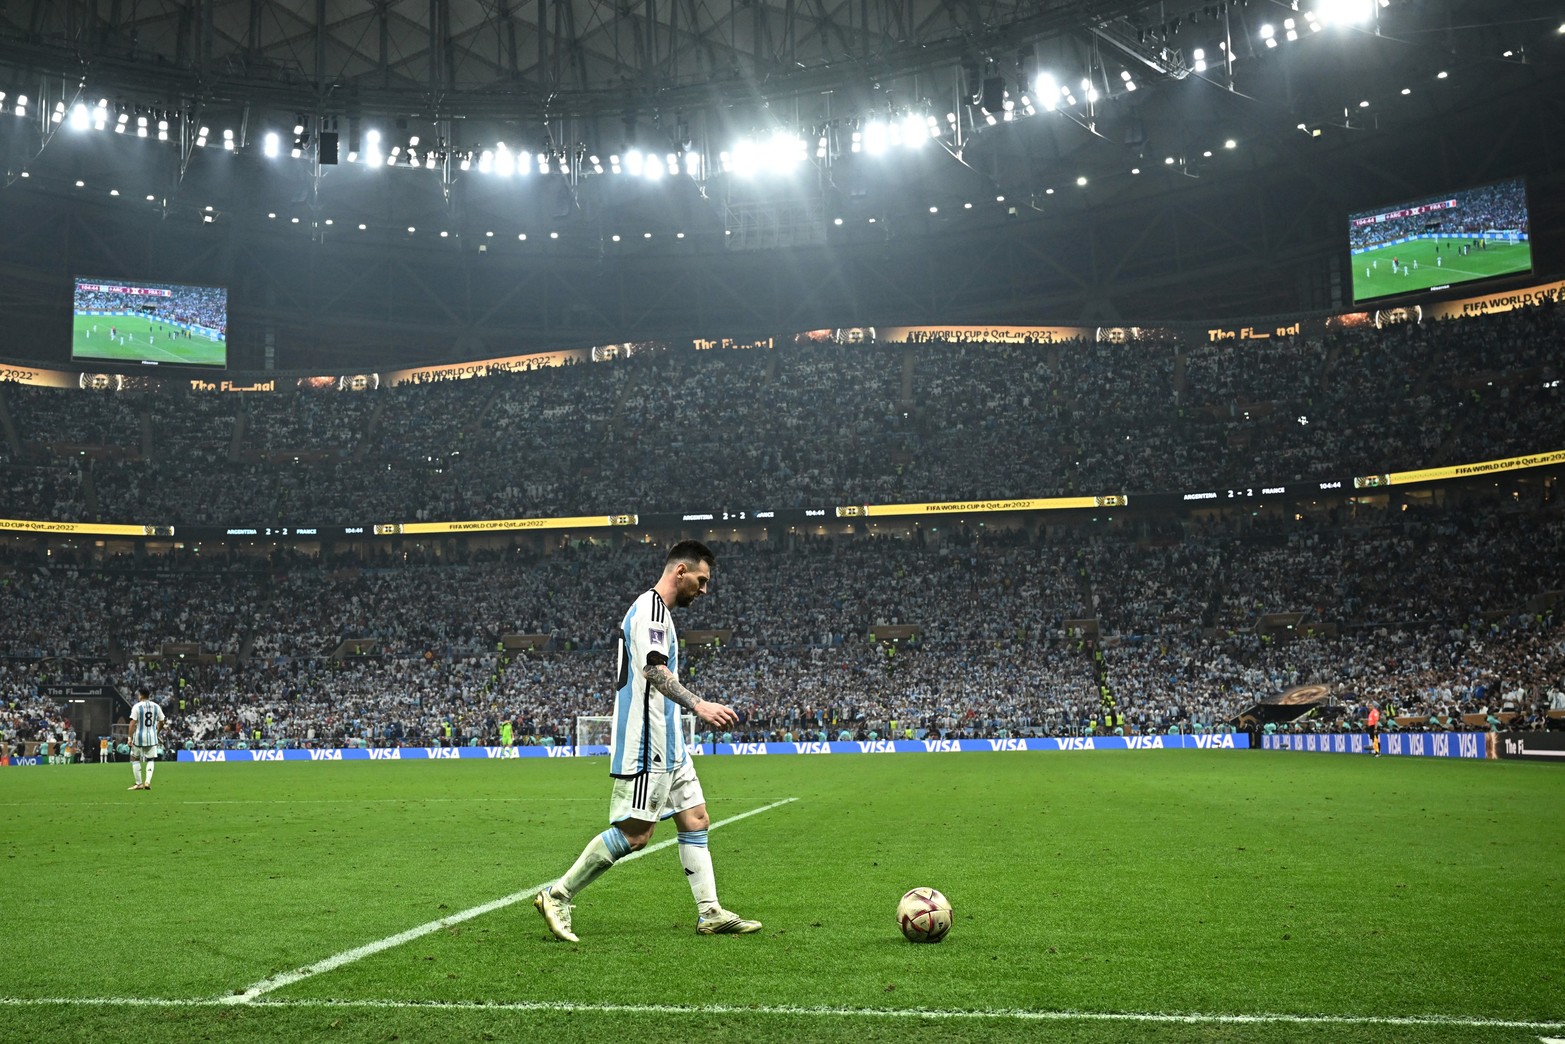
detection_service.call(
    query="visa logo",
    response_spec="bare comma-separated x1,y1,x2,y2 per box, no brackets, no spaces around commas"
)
425,748,460,759
192,750,226,762
1193,735,1236,749
1125,736,1165,749
309,749,343,761
368,748,401,760
792,743,832,754
856,741,896,753
987,739,1027,751
1058,738,1095,750
250,750,285,761
922,740,962,752
543,747,575,757
732,743,769,755
483,746,520,759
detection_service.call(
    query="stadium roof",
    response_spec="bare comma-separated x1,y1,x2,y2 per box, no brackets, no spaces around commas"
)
0,1,1561,367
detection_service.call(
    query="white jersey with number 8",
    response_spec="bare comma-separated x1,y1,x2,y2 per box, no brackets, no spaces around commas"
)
130,699,165,749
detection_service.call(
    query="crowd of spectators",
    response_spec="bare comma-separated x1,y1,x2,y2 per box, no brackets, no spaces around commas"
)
73,284,226,334
1,489,1560,754
1,300,1559,527
1347,179,1528,250
2,303,1562,754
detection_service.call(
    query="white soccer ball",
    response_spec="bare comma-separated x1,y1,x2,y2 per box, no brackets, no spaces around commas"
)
897,886,952,943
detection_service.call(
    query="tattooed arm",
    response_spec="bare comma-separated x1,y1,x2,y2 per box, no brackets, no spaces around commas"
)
645,664,737,729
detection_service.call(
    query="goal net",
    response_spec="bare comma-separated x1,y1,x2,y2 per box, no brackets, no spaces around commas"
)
574,714,700,756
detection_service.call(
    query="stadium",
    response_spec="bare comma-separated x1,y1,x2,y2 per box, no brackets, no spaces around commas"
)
1,1,1563,1041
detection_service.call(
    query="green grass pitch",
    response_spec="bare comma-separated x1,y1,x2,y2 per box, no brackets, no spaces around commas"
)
1351,238,1531,304
72,312,226,367
2,751,1562,1043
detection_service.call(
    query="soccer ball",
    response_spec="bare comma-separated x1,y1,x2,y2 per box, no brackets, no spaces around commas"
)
897,887,952,943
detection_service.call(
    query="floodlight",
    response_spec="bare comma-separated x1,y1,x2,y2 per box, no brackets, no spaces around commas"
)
69,103,89,131
264,132,280,157
864,121,887,155
1314,0,1373,26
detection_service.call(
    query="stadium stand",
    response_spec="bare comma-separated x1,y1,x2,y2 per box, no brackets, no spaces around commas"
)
1,303,1561,753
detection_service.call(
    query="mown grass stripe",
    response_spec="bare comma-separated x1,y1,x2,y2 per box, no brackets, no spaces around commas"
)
223,796,799,1003
0,996,1561,1031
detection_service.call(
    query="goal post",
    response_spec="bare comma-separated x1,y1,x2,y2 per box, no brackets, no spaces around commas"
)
573,714,700,756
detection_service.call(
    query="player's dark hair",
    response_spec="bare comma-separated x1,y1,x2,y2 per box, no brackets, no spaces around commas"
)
666,540,715,570
137,687,151,698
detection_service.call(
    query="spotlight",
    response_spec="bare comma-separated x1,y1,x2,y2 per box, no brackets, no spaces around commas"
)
14,94,27,116
196,125,208,147
264,132,280,157
51,101,64,124
69,103,89,131
223,128,235,151
293,116,306,135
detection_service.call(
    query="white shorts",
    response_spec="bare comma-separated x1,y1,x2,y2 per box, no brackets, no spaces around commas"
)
609,757,705,825
131,744,158,760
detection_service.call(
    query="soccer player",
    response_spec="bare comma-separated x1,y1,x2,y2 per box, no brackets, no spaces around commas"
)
534,540,761,941
127,687,166,790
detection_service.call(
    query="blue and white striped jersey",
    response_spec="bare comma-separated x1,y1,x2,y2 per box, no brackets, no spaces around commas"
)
130,699,165,748
610,589,687,777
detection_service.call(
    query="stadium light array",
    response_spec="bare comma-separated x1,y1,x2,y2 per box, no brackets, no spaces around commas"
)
1311,0,1376,26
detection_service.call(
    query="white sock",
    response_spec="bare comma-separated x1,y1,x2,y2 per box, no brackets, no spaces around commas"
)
678,830,719,916
144,761,156,786
554,828,631,900
132,760,143,786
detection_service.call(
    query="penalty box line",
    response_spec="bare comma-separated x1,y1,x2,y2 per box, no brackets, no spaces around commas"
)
221,796,799,1004
0,997,1563,1033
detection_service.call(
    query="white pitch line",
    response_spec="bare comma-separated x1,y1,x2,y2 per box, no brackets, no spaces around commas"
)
222,796,799,1004
0,996,1561,1032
